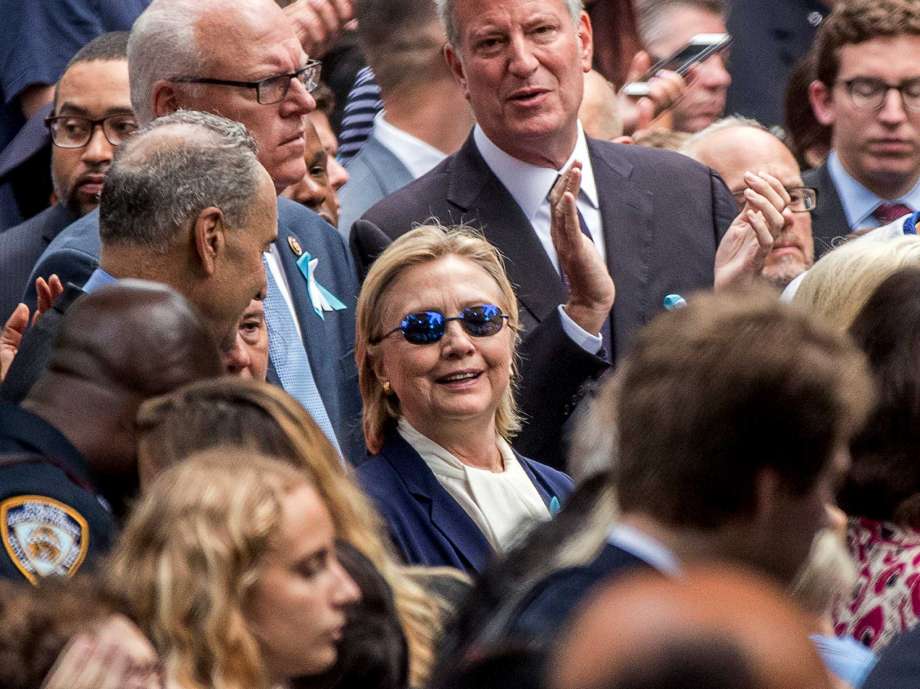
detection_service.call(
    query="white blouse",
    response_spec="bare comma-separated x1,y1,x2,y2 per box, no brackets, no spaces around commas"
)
397,419,550,551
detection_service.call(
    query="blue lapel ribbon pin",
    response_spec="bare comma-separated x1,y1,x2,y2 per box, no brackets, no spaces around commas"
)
296,251,346,320
549,496,561,516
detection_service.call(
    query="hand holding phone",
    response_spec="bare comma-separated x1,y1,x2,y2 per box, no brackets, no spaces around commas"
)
622,33,732,97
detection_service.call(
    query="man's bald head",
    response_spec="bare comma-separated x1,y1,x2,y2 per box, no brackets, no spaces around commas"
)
551,566,831,689
46,280,223,395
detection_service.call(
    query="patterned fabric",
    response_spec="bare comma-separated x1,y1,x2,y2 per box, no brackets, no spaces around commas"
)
337,66,382,163
833,518,920,651
873,203,914,225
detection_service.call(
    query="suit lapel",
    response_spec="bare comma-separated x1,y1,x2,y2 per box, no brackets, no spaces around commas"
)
445,135,566,327
589,140,653,351
384,433,492,572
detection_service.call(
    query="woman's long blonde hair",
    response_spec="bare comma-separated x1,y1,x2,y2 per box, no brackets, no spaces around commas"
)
134,377,445,686
109,450,307,689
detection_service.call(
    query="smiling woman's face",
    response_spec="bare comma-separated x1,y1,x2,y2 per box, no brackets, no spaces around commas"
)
372,255,515,440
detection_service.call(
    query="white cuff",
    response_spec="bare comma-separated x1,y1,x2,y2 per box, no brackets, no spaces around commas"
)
558,304,604,354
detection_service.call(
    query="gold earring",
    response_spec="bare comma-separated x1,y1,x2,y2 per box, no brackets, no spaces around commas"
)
382,380,392,395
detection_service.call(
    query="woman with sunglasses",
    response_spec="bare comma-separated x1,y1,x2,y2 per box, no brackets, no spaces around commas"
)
355,225,573,574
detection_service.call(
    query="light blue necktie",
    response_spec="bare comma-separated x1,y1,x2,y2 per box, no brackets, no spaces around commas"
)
262,256,342,455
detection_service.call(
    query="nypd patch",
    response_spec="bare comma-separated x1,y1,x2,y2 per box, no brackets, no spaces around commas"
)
1,496,89,585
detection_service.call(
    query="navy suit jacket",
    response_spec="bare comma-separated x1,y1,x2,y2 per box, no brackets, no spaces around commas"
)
18,199,365,463
337,134,414,240
804,161,850,259
0,203,75,322
351,133,736,468
508,542,653,643
357,431,573,574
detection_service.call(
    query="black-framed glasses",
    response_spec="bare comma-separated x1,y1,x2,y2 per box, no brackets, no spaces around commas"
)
44,113,138,148
731,186,818,213
373,304,510,345
172,60,322,104
839,77,920,112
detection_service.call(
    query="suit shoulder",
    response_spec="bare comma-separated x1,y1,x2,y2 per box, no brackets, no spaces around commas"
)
599,140,716,179
360,155,456,226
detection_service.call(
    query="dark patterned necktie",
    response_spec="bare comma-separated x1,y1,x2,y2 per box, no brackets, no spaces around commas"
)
873,203,914,225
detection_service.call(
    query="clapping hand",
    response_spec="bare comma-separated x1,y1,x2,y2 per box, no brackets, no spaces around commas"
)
0,274,63,382
714,171,792,290
549,161,615,336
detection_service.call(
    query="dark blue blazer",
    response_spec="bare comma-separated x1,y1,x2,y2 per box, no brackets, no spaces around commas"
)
20,198,365,464
357,432,573,574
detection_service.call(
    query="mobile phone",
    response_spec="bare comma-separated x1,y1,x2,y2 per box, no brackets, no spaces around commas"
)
621,33,732,97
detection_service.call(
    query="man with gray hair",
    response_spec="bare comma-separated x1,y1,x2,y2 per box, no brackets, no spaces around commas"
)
2,110,277,405
682,116,815,289
634,0,731,133
25,0,364,463
351,0,789,469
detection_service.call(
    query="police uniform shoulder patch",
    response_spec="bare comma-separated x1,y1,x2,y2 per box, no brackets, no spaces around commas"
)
1,495,90,585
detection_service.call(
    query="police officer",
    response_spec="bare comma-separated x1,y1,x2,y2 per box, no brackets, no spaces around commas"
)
0,281,222,584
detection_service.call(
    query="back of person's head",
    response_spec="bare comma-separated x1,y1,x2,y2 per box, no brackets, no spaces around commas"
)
784,51,830,170
109,449,312,689
99,109,261,253
579,70,624,140
357,0,445,96
38,280,221,398
634,0,726,46
550,566,831,689
843,268,920,528
614,289,872,530
793,235,920,331
134,377,442,687
631,128,690,151
813,0,920,89
294,541,409,689
128,0,212,124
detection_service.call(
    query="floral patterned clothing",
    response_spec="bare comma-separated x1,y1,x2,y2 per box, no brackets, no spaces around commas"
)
833,518,920,651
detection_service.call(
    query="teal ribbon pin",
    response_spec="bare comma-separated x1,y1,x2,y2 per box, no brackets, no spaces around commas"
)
297,252,347,320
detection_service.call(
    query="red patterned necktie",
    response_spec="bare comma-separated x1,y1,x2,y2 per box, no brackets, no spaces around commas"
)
873,203,914,225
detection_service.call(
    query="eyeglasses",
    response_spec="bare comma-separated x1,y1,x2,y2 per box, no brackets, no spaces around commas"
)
45,114,138,148
172,60,322,104
373,304,510,345
839,77,920,112
731,186,818,213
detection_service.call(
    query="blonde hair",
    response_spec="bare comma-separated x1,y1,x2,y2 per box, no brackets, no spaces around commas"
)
108,450,307,689
355,224,522,453
794,235,920,331
135,377,443,686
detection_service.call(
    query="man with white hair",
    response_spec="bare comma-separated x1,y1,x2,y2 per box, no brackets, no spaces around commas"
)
22,0,365,464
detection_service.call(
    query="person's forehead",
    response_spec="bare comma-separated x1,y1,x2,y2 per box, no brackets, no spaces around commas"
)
836,34,920,80
704,128,802,187
382,255,508,315
455,0,572,34
57,59,132,110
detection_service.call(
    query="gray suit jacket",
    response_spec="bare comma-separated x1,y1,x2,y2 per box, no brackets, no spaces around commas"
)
0,203,75,322
351,133,736,468
804,162,850,259
337,135,414,240
20,198,365,464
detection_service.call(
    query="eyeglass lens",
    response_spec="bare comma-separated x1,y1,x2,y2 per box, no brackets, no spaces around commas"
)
48,114,138,148
845,78,920,111
257,64,320,104
400,305,506,344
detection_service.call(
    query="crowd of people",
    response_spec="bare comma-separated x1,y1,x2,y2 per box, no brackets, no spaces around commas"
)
2,0,920,687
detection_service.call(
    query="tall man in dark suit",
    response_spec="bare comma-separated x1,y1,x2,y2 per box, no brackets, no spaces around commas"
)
351,0,791,468
806,0,920,257
25,0,365,463
0,32,136,324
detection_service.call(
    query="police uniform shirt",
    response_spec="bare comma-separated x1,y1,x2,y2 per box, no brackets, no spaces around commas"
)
0,402,116,585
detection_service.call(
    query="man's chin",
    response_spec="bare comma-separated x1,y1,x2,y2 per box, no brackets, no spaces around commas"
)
762,257,808,290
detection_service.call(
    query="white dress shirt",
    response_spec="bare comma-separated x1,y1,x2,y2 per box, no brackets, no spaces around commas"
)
373,111,447,180
607,523,681,576
397,418,550,552
473,123,606,352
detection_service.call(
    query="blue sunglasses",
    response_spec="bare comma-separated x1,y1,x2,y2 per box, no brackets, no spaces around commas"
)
374,304,510,345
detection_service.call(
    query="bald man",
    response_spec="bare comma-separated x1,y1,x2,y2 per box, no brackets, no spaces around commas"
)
683,117,815,289
551,566,832,689
0,281,222,584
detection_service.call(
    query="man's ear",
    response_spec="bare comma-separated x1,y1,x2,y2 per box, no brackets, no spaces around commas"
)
444,43,470,101
578,11,594,74
808,80,837,127
193,207,226,277
152,80,182,118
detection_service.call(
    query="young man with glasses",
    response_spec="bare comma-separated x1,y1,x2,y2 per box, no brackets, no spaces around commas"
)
682,116,815,290
0,32,135,327
806,0,920,256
